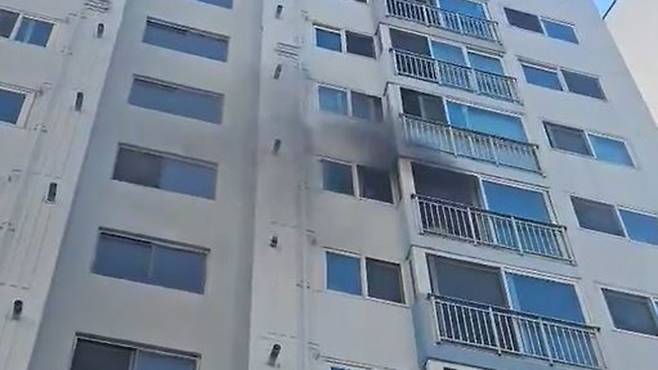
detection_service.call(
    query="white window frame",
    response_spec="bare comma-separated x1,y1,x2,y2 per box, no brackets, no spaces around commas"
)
504,7,578,44
600,285,658,339
314,25,376,58
316,83,383,121
441,96,528,139
426,359,487,370
318,157,396,205
520,60,605,99
324,247,407,307
0,83,34,128
427,37,506,74
436,0,491,20
116,143,218,174
0,8,56,47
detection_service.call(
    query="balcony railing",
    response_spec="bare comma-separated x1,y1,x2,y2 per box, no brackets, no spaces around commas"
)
402,115,541,172
432,295,603,369
386,0,500,43
414,195,572,262
392,49,522,104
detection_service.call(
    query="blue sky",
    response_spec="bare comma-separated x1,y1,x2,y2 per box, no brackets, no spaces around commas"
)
594,0,615,14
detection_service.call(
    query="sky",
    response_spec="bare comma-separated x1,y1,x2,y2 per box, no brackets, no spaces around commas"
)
594,0,615,14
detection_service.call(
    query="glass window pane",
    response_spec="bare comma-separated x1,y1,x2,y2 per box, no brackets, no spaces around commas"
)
318,86,348,115
544,122,592,156
428,256,505,306
159,158,217,199
431,41,466,65
465,105,526,141
136,351,196,370
589,135,633,166
113,147,163,189
197,0,232,8
366,258,404,303
71,340,133,370
522,64,563,90
316,28,342,52
15,18,53,47
94,233,152,283
0,88,26,125
619,210,658,245
439,0,486,18
151,246,206,293
562,70,605,99
411,164,480,206
0,9,19,38
129,78,223,123
542,20,578,43
143,20,228,61
326,252,362,295
358,166,393,203
504,8,543,33
507,273,584,322
351,92,382,121
571,197,625,236
389,28,430,56
400,88,446,122
345,31,375,58
322,160,354,195
483,181,550,222
603,289,658,336
468,53,504,75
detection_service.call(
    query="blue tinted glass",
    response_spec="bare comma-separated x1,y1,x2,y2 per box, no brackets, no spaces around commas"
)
160,158,217,199
483,181,549,222
522,65,562,90
589,135,633,166
468,53,504,75
322,160,354,195
129,78,223,123
0,89,26,124
0,9,19,38
619,210,658,245
316,28,342,51
94,234,151,283
144,21,228,61
151,246,206,293
542,20,578,44
15,18,53,47
562,70,605,99
604,289,658,336
431,41,466,65
136,351,196,370
326,252,361,295
446,102,467,127
318,86,348,115
507,273,584,323
439,0,486,18
467,106,526,141
197,0,232,9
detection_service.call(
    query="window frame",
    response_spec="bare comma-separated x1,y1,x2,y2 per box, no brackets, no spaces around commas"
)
504,7,579,44
70,335,200,370
427,36,507,74
437,0,491,20
0,83,33,128
0,8,55,47
319,158,395,205
143,17,229,62
600,286,658,338
317,83,383,122
324,248,407,306
520,60,605,100
313,24,377,58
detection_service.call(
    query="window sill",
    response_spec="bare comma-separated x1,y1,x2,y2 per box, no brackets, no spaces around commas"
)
321,189,396,208
611,327,658,341
574,226,658,249
324,288,409,309
548,148,636,170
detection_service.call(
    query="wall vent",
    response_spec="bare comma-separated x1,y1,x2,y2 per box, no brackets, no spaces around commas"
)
85,0,111,12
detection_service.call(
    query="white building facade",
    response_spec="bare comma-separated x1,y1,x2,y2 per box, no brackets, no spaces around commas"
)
1,0,658,370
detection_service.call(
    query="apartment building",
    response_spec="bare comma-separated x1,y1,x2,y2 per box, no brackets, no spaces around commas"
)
605,0,658,126
1,0,658,370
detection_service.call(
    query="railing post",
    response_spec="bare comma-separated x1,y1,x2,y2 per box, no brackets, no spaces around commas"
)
489,136,500,166
488,307,502,355
448,125,458,156
510,217,524,254
466,207,477,244
538,319,554,365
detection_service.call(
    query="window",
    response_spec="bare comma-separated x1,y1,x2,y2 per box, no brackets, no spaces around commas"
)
315,26,342,52
326,251,361,295
321,160,354,195
345,31,375,58
603,289,658,336
619,210,658,245
196,0,232,9
143,19,228,61
482,181,550,222
522,63,605,99
129,77,223,123
113,146,217,199
318,85,383,121
71,338,197,370
561,70,605,99
544,122,634,166
438,0,486,18
0,10,53,47
506,273,584,322
366,258,404,303
571,196,625,236
321,159,394,203
446,101,526,141
0,87,26,125
0,9,19,38
94,232,206,293
389,28,430,56
505,8,578,43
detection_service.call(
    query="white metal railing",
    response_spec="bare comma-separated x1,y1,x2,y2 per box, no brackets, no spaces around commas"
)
386,0,500,42
402,115,541,172
414,195,572,261
432,296,603,369
392,49,521,103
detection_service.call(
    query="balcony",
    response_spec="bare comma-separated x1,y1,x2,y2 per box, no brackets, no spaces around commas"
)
402,114,541,172
431,295,603,369
414,195,572,262
385,0,500,43
392,49,521,104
